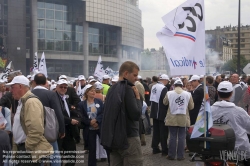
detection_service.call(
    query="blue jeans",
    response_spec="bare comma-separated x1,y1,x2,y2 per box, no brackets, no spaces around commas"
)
41,141,61,166
168,126,186,159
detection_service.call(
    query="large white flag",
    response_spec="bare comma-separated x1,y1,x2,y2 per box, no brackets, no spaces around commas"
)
76,81,84,101
0,61,13,81
38,52,48,77
94,56,105,82
157,0,205,76
33,52,38,71
191,87,213,138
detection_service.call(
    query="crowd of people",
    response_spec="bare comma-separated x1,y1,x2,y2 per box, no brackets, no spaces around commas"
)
0,61,249,166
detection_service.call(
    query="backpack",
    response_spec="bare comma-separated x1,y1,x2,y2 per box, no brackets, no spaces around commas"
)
22,95,59,143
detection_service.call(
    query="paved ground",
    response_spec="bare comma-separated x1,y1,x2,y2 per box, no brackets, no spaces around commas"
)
75,133,197,166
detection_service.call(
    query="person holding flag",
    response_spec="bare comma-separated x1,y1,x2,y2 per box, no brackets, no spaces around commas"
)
163,79,194,160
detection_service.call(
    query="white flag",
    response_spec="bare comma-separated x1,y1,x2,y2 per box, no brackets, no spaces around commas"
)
191,87,213,138
156,0,205,76
94,56,105,82
38,52,48,77
33,52,38,70
76,81,84,101
104,66,113,76
0,61,13,81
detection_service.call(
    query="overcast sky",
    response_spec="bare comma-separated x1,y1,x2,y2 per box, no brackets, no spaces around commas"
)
139,0,250,49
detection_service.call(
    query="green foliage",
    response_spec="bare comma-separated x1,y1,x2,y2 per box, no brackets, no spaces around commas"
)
222,55,249,73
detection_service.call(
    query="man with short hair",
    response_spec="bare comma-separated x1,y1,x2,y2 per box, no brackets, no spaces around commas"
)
211,81,250,166
102,75,110,95
32,73,65,166
149,76,158,91
101,61,143,166
150,74,169,155
189,75,204,125
7,75,53,165
229,73,244,106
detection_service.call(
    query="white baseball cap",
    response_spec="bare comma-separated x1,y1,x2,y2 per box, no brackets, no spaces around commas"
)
200,75,204,78
50,84,56,91
57,79,68,85
89,79,97,83
47,81,51,85
27,75,31,79
159,74,169,80
137,75,142,79
6,75,30,87
189,75,200,82
217,81,233,93
51,80,55,83
95,82,103,90
78,75,86,81
103,75,110,79
88,76,94,80
82,84,93,95
174,80,183,85
59,75,67,80
112,76,119,82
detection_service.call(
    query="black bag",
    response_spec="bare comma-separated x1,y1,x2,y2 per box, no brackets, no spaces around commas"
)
186,124,235,156
71,109,84,129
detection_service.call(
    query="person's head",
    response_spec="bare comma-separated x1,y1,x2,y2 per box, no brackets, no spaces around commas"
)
152,76,158,83
56,79,68,96
215,75,222,83
0,81,6,93
58,75,67,81
181,78,187,86
6,75,30,100
50,84,56,91
189,75,200,88
137,75,142,82
230,73,239,84
119,61,140,84
88,79,97,85
200,75,204,82
7,71,22,83
221,74,225,81
111,76,119,85
78,75,86,86
34,73,46,86
241,74,247,83
27,75,32,81
159,74,169,86
102,75,110,85
95,82,103,93
186,81,192,91
206,76,214,85
217,81,233,100
174,80,183,88
83,84,96,100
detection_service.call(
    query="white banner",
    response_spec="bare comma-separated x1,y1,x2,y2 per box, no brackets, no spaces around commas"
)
33,52,38,71
76,81,84,101
0,61,13,81
156,0,205,76
94,56,105,82
38,52,48,77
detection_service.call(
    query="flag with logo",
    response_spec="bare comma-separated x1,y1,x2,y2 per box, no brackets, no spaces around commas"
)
94,56,105,82
76,81,84,101
33,52,39,71
191,87,213,138
0,61,14,81
38,52,48,77
156,0,205,76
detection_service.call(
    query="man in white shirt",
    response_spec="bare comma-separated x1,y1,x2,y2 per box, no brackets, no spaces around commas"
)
211,81,250,166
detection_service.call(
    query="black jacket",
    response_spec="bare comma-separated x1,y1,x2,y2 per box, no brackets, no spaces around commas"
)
0,92,18,114
141,81,151,106
66,87,81,107
101,80,142,150
190,85,204,125
150,84,168,121
32,88,65,134
77,98,104,142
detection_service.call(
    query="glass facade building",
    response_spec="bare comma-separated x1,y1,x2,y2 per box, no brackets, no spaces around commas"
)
3,0,143,78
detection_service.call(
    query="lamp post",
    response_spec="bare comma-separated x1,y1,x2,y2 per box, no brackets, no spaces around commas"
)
237,0,241,75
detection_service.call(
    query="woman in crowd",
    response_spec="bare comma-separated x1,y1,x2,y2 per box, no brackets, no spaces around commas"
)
78,84,104,166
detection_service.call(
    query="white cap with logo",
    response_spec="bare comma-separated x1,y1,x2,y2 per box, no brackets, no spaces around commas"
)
6,75,30,87
174,80,183,85
103,75,110,79
217,81,233,93
59,75,67,80
57,79,68,85
189,75,200,82
78,75,86,81
112,76,119,82
95,82,103,90
159,74,169,80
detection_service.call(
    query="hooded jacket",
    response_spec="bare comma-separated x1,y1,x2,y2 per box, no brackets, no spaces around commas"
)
211,100,250,159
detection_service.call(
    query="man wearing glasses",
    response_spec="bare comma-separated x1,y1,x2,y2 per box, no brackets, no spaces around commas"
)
189,75,204,125
55,79,79,166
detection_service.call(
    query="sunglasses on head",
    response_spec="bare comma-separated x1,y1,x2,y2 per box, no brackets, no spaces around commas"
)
59,86,68,89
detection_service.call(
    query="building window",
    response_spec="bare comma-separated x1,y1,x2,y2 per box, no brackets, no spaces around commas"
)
241,44,245,48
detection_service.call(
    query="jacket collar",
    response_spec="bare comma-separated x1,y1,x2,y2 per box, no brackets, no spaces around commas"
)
21,90,32,100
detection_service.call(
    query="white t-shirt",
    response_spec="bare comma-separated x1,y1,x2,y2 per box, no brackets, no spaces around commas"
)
13,101,26,144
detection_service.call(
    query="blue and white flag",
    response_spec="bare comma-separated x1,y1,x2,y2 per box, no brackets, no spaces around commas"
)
94,56,105,82
38,52,48,77
156,0,205,76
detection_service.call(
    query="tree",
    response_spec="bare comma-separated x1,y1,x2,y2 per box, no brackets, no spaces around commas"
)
222,55,249,73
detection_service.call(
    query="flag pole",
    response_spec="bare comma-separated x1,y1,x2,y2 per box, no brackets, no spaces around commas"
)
203,75,207,149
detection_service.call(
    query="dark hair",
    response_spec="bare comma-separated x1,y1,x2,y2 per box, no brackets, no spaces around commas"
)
152,76,158,82
218,91,232,99
247,77,250,85
119,61,139,76
206,76,214,84
241,74,247,81
34,73,46,85
175,84,183,88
